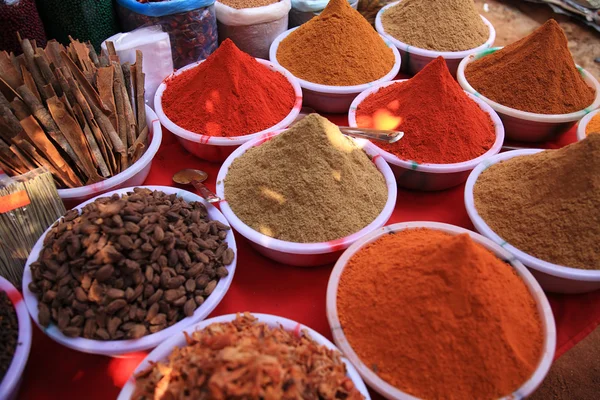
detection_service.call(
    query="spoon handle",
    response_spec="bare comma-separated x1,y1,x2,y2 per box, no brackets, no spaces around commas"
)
191,180,221,203
339,127,404,144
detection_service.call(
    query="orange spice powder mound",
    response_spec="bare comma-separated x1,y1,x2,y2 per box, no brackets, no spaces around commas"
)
337,228,544,399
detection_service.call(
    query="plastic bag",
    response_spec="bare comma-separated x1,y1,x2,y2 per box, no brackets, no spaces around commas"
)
34,0,118,50
216,0,291,59
289,0,357,27
356,0,394,26
116,0,218,69
101,26,174,108
0,0,46,54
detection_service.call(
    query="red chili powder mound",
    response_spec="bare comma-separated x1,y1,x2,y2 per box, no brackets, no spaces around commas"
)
337,228,544,399
162,39,296,137
356,57,496,164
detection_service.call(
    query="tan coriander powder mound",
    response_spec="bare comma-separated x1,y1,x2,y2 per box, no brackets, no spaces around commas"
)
224,114,388,243
473,134,600,270
382,0,488,52
218,0,278,9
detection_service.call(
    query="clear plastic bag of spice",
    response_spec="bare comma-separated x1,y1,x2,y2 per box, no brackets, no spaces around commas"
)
116,0,218,69
215,0,291,59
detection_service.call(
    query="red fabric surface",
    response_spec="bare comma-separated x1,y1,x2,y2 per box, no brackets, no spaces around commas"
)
17,120,600,400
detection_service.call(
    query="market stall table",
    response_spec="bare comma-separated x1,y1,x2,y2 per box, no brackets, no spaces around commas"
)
18,117,600,400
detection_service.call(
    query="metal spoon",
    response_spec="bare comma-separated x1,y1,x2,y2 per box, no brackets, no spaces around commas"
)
172,169,220,203
292,108,403,144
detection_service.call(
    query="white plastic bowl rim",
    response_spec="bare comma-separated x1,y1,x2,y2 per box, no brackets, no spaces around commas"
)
465,149,600,281
348,79,505,173
0,276,32,400
21,186,238,356
326,221,556,400
117,313,371,400
375,1,496,60
154,58,303,147
457,47,600,123
269,27,402,95
58,106,163,200
216,130,398,255
576,108,600,141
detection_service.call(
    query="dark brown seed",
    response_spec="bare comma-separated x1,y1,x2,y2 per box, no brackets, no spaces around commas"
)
83,318,97,338
108,317,121,337
216,267,229,278
63,326,82,337
144,284,155,299
141,242,153,253
185,279,196,292
149,314,166,325
146,303,159,321
118,235,134,249
183,298,196,317
96,328,110,340
38,303,51,327
148,289,163,305
204,280,217,296
107,299,127,314
164,289,181,303
125,222,140,234
172,296,187,307
167,276,185,289
127,324,147,339
222,248,234,265
145,266,154,282
58,308,71,330
107,288,125,299
95,264,114,282
154,226,165,242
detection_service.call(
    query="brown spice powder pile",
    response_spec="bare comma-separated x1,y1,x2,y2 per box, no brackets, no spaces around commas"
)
218,0,277,9
224,114,388,243
474,134,600,270
132,313,364,399
382,0,489,52
465,20,595,114
0,291,18,382
276,0,395,86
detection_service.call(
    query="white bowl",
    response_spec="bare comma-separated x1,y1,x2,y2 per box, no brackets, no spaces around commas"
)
216,130,397,267
458,48,600,142
465,150,600,293
154,58,303,162
58,105,162,209
348,80,505,191
576,108,600,141
375,1,495,77
0,276,32,400
269,27,401,113
326,221,556,400
21,186,237,356
117,313,371,400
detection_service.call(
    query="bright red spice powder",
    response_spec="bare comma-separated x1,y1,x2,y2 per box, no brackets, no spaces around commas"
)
356,57,496,164
162,39,296,137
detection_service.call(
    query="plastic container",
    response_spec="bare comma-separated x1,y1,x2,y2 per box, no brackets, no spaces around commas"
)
154,58,302,162
216,130,397,267
348,80,505,191
288,0,358,28
21,186,237,356
326,221,556,400
457,48,600,142
576,108,600,141
116,0,218,69
375,1,495,77
117,313,371,399
269,27,401,113
216,0,291,59
57,106,162,209
0,276,32,400
465,150,600,294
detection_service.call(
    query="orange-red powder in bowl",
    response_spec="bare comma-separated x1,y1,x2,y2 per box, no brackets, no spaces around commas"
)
161,39,296,137
356,57,496,164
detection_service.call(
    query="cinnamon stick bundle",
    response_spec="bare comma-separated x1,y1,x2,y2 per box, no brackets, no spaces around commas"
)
0,36,148,189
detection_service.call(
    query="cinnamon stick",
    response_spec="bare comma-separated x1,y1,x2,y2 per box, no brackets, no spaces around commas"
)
60,51,107,113
47,97,103,183
10,98,31,120
71,103,110,178
135,51,147,136
20,65,41,102
0,51,23,90
0,92,23,139
97,66,118,132
34,48,62,97
18,36,47,98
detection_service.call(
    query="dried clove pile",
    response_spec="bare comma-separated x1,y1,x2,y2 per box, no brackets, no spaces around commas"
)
0,291,18,382
28,188,235,340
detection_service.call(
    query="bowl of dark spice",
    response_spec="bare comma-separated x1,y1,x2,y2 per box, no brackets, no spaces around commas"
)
269,0,401,113
327,221,556,400
117,313,370,399
376,0,495,76
216,113,397,267
465,134,600,294
349,57,504,191
458,20,600,142
0,276,32,400
21,186,237,356
155,39,302,162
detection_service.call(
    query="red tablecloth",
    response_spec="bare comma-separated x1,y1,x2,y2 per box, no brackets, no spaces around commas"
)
18,119,600,400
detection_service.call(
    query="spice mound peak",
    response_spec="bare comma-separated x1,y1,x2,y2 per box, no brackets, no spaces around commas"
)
276,0,395,86
474,133,600,270
224,113,388,243
465,19,595,115
162,39,295,137
382,0,489,52
357,57,495,164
